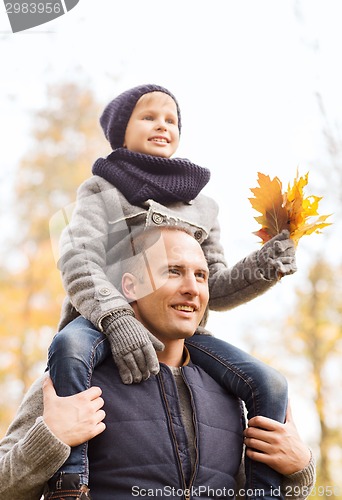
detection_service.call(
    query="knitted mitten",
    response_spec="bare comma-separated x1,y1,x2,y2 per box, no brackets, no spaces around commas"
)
257,230,297,280
102,310,164,384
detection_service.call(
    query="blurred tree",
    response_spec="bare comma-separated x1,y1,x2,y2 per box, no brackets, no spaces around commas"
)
315,92,342,208
16,82,110,243
0,82,109,437
284,258,342,493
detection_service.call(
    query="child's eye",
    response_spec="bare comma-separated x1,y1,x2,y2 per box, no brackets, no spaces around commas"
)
166,117,177,125
143,115,153,121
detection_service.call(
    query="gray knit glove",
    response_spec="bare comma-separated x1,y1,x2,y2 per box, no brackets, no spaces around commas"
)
257,229,297,280
102,310,164,384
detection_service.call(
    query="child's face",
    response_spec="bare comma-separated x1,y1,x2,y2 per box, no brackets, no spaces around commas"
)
123,92,180,158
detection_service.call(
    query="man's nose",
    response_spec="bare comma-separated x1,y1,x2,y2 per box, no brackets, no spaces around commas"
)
180,273,199,296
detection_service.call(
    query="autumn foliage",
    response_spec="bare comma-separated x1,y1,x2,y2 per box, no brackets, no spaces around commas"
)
249,171,332,245
0,83,108,436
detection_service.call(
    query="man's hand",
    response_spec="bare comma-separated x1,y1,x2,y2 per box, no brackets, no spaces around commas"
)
243,402,311,475
42,376,106,447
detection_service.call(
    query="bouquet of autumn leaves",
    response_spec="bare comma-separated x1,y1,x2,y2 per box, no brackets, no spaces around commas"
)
249,171,331,246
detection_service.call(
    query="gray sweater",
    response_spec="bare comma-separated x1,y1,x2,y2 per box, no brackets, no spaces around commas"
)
57,175,277,330
0,375,315,500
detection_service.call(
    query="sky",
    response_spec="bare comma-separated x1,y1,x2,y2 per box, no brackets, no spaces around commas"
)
0,0,341,442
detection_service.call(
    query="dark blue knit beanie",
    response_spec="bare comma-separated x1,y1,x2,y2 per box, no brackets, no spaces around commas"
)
100,84,182,150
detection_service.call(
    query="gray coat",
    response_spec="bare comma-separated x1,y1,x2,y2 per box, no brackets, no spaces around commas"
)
57,175,275,330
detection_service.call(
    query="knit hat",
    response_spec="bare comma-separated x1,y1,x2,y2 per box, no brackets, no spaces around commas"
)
100,84,182,150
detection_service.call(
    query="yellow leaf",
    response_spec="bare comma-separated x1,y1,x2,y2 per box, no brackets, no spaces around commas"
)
249,171,332,245
249,172,289,243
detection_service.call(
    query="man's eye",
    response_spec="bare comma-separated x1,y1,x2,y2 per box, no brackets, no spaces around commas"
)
196,272,208,281
168,268,180,276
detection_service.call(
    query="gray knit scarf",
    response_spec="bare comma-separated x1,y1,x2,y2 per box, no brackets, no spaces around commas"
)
92,148,210,206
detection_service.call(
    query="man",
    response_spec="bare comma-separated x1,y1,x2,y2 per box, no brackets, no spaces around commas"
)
0,228,314,499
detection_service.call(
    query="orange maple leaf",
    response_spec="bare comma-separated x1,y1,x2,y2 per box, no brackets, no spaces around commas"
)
249,171,332,245
249,173,289,243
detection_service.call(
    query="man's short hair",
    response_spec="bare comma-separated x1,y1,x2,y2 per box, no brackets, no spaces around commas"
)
120,226,194,281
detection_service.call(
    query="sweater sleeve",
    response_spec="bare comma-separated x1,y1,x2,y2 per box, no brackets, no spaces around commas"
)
281,451,317,500
235,451,316,500
0,376,70,500
201,216,277,312
58,176,134,330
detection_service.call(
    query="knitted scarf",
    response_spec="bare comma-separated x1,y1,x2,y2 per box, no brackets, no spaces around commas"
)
92,148,210,206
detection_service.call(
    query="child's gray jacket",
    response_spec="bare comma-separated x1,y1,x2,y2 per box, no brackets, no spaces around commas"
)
58,175,275,331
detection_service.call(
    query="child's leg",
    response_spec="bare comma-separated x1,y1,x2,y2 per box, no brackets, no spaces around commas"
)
185,333,287,500
47,316,110,487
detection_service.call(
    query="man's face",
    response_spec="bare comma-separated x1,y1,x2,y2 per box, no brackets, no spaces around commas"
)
122,230,209,347
123,91,180,158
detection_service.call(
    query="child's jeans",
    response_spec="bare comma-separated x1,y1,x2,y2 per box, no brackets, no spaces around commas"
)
48,317,110,485
48,317,287,500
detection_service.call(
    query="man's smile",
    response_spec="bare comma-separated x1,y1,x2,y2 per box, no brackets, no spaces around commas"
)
172,303,197,313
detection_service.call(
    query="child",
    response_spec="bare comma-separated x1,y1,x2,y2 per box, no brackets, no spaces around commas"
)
46,84,296,500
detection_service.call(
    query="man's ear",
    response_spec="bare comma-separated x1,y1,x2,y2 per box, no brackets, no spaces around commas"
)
121,273,138,301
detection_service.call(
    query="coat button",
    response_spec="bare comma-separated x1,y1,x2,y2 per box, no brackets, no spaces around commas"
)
99,287,111,297
152,212,164,225
194,230,203,241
